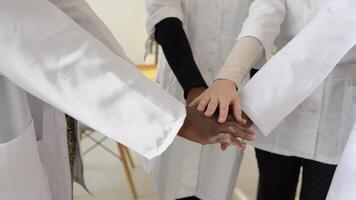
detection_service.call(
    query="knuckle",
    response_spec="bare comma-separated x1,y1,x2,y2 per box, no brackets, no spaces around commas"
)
198,102,207,107
220,105,229,110
199,99,208,105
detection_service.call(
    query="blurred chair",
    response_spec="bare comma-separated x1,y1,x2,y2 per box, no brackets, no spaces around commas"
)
117,144,137,199
79,127,138,199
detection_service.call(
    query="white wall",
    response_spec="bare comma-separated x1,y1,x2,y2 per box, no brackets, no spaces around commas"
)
87,0,148,64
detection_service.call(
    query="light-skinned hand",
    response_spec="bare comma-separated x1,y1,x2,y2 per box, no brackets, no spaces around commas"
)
189,79,245,124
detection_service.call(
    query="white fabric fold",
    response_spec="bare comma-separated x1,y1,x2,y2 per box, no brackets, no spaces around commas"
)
240,0,356,135
237,0,287,60
146,0,184,40
0,0,186,159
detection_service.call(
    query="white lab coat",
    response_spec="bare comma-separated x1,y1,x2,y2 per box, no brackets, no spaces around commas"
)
146,1,253,199
238,0,356,198
239,0,356,164
0,78,53,200
0,0,186,199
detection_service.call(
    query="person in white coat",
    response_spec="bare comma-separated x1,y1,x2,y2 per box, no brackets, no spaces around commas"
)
236,1,356,199
0,1,254,200
191,0,356,199
145,0,255,199
233,0,356,199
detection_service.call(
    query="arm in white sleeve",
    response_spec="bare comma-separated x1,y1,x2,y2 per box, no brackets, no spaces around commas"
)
238,0,287,59
216,0,287,90
0,0,186,159
49,0,131,61
216,36,264,89
240,0,356,135
146,0,183,39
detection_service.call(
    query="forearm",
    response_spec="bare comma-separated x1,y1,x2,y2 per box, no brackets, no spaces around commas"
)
155,18,207,98
216,36,264,89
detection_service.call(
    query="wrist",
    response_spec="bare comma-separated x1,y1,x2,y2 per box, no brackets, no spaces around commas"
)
214,79,239,91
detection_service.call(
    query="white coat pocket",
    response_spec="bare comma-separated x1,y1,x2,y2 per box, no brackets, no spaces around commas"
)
0,121,51,200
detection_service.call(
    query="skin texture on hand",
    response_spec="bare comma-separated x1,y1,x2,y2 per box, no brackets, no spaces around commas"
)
220,109,254,151
189,79,246,124
178,107,255,150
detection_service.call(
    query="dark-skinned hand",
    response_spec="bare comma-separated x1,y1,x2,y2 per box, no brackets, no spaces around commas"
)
186,87,206,105
220,111,254,151
178,106,255,150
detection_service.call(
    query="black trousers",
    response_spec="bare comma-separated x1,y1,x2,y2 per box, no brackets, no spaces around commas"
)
255,148,337,200
176,197,200,200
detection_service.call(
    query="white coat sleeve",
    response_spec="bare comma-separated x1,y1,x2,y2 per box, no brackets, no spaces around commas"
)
238,0,287,59
146,0,183,39
240,0,356,136
0,0,186,159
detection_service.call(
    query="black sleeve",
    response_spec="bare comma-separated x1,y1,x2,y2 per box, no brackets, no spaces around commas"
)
250,68,259,78
154,17,207,99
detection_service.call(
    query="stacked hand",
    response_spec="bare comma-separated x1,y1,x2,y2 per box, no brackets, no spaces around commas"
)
178,106,255,149
189,80,253,128
177,86,255,150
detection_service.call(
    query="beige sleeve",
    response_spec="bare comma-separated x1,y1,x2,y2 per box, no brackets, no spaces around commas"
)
216,36,264,89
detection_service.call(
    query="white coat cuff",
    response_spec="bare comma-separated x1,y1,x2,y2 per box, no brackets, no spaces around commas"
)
241,100,274,136
144,112,186,159
146,7,184,40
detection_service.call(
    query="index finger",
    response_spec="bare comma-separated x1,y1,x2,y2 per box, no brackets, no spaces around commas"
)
218,99,229,123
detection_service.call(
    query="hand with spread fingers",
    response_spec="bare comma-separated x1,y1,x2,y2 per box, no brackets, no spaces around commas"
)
178,106,255,150
188,79,255,151
189,79,249,125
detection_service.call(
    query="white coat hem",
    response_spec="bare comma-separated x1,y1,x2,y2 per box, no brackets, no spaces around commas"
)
251,141,339,165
